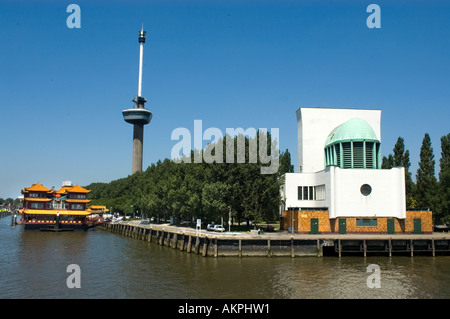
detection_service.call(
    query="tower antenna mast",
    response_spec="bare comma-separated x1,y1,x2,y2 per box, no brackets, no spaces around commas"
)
122,26,153,174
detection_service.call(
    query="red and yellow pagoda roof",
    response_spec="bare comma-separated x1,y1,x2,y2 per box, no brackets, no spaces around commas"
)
55,184,91,195
22,183,53,194
67,184,91,193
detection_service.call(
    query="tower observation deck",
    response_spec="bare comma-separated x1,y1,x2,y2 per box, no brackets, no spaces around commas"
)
122,27,153,174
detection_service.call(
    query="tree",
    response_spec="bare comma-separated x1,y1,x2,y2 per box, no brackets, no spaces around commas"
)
202,182,230,223
86,131,288,227
381,154,394,169
279,149,294,175
436,134,450,224
415,133,437,210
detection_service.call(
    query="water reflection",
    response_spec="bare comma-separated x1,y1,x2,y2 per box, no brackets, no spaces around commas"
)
1,219,450,299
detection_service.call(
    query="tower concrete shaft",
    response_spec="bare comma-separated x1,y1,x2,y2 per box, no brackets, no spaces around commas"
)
132,123,144,174
122,27,153,174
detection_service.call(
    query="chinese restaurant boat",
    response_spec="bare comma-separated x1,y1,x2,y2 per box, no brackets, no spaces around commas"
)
19,181,95,231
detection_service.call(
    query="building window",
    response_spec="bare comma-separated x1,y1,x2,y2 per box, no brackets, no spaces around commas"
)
356,218,377,227
71,204,84,210
315,185,326,200
29,193,47,198
70,194,86,199
360,184,372,196
297,185,326,201
30,202,44,209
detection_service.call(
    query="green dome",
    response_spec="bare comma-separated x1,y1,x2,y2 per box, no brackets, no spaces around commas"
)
325,118,379,147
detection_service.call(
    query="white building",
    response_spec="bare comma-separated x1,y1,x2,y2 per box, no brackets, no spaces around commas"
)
280,107,419,234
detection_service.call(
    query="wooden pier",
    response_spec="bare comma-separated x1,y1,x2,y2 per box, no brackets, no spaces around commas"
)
97,222,450,257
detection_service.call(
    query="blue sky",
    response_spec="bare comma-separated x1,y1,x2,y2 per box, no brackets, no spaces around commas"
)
1,0,449,199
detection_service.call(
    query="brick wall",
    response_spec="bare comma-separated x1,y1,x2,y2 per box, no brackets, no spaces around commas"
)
405,210,433,233
281,210,331,233
281,210,433,234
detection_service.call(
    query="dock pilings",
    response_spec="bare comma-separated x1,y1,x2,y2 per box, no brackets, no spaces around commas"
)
98,222,325,257
97,223,450,258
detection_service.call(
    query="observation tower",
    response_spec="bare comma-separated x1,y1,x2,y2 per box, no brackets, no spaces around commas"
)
122,27,153,174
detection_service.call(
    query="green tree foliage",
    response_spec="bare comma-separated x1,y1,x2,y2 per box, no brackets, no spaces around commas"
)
87,133,290,225
381,154,394,169
415,133,438,210
436,134,450,224
382,133,450,224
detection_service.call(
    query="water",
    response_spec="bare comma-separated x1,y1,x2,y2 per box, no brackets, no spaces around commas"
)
1,217,450,299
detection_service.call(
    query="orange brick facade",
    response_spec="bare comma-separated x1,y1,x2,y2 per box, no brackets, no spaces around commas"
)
281,210,433,234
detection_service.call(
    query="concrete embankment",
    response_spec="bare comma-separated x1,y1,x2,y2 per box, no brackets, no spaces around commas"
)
97,222,450,257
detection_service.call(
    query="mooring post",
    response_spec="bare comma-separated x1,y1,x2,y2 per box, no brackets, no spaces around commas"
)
159,230,164,245
195,236,200,254
317,239,322,257
164,231,170,246
338,239,342,258
202,236,208,257
291,236,295,258
432,239,435,257
214,237,218,258
363,240,367,258
187,235,192,253
180,233,185,251
410,239,414,257
267,239,271,257
389,239,392,257
172,233,178,249
238,239,242,258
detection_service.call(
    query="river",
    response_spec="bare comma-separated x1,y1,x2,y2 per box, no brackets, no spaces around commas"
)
1,217,450,300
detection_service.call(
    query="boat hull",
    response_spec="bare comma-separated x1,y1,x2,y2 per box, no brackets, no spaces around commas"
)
23,223,90,231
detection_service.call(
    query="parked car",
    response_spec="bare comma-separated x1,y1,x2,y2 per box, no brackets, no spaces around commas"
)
213,225,225,232
207,224,215,231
